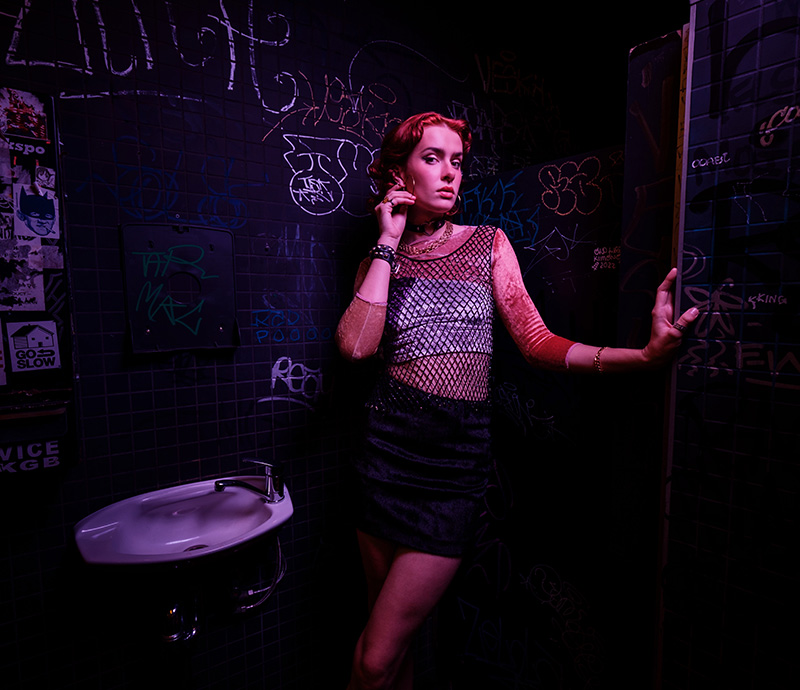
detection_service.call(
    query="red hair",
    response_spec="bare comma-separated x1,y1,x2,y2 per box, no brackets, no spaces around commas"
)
368,112,471,206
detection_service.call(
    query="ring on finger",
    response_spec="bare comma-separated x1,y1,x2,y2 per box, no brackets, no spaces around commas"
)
673,322,686,333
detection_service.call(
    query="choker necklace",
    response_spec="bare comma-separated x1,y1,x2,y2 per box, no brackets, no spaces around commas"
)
407,217,446,235
399,221,453,255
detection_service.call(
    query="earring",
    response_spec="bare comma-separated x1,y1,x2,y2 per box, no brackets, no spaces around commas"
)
447,193,463,217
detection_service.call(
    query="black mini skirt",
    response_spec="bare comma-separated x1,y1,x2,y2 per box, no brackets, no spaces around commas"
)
353,375,492,557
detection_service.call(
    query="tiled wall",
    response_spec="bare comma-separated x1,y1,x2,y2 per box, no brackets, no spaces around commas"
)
0,1,698,689
664,1,800,688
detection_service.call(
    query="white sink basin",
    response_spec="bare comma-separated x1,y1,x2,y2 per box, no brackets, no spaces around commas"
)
74,477,293,565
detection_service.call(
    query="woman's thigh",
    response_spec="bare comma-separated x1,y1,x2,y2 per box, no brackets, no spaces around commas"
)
360,545,461,664
356,530,397,610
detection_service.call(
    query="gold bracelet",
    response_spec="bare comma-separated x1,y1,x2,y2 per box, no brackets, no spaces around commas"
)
593,346,606,373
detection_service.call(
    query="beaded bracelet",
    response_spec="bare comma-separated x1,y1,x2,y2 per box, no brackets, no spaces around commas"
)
593,346,606,373
369,244,396,268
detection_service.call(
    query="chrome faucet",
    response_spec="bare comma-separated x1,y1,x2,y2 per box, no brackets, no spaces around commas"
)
214,459,285,503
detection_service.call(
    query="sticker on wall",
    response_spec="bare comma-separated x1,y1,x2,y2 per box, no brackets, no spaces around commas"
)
0,317,6,387
14,183,59,239
0,88,48,140
0,233,44,310
0,184,13,235
0,88,54,312
0,134,10,184
0,437,63,473
0,88,54,188
5,319,61,372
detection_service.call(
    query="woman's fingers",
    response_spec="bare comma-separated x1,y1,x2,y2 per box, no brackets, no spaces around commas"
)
649,268,701,342
379,186,415,212
374,183,416,239
671,306,700,334
654,267,678,308
654,268,700,335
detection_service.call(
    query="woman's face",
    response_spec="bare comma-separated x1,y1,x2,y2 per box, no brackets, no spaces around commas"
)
401,124,463,223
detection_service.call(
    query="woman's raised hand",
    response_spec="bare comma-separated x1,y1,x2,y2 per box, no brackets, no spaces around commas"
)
642,268,700,365
375,177,416,244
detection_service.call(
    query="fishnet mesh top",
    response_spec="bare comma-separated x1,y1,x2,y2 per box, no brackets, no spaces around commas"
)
383,224,494,402
335,225,576,406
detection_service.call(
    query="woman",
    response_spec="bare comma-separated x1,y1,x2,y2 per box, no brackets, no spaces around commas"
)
335,112,698,690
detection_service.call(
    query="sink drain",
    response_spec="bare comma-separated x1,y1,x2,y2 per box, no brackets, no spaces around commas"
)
184,544,208,552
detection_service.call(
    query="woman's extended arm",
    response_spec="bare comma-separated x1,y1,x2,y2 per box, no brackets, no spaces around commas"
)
492,230,576,370
563,267,698,373
492,230,698,373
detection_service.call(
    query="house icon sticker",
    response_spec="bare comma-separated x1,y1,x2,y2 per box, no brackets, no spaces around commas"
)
11,323,55,349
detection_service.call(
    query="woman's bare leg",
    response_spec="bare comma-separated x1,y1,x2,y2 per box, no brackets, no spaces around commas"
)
357,530,395,610
348,531,461,690
354,531,413,689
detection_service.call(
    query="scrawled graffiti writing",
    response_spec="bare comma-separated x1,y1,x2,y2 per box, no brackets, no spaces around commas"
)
757,104,800,147
259,356,324,409
6,0,295,113
522,223,594,272
253,306,300,342
462,173,540,248
691,151,731,169
99,136,181,221
195,156,262,230
449,95,495,146
738,342,800,390
292,175,336,209
457,596,561,689
683,283,743,339
449,88,569,165
465,458,515,596
135,282,204,335
80,136,259,228
680,243,708,282
747,291,788,310
252,306,332,344
282,134,374,216
539,156,603,217
448,97,541,169
475,51,548,101
282,72,398,144
680,340,800,390
132,243,216,335
494,380,562,441
463,171,525,221
591,245,620,271
705,8,800,121
520,563,605,684
267,224,340,297
134,243,218,280
678,339,735,379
